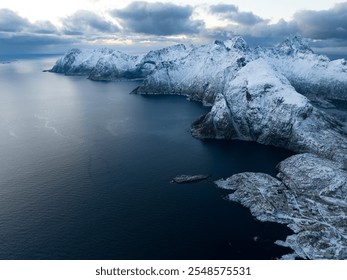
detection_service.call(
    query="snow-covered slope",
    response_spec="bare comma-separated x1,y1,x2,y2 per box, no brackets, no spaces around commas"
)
133,38,250,105
191,58,347,167
258,36,347,102
49,44,192,81
50,48,115,75
49,36,347,101
88,50,142,81
49,36,347,165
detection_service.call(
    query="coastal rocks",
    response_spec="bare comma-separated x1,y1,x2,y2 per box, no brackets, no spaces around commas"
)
171,174,211,184
215,153,347,259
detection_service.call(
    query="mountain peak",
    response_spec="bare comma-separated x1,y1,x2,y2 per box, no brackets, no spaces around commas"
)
277,35,313,55
224,36,250,52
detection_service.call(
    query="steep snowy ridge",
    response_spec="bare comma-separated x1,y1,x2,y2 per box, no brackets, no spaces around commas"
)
49,36,347,101
133,39,250,105
88,51,142,81
192,58,347,166
50,48,115,75
258,36,347,102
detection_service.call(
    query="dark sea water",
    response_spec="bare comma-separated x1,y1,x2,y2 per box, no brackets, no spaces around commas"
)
0,57,294,260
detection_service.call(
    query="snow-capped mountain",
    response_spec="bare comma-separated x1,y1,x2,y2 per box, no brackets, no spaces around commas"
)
191,58,347,166
49,35,347,102
258,35,347,102
133,38,250,105
49,36,347,166
49,37,347,167
88,50,142,81
50,48,115,75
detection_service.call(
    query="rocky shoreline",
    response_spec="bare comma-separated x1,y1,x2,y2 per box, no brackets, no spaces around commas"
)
215,153,347,259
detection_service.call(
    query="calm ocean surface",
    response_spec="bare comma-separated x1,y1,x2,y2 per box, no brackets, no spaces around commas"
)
0,57,294,259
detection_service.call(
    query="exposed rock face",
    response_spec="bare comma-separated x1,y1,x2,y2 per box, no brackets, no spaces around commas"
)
215,153,347,259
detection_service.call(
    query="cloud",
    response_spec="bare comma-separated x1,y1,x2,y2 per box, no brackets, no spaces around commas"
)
0,9,73,54
210,4,238,14
0,32,76,54
0,9,59,35
293,2,347,40
62,10,119,35
0,9,31,32
209,4,268,26
110,1,204,36
205,2,347,56
31,20,58,34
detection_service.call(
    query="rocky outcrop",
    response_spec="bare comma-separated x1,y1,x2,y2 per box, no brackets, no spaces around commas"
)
171,174,211,184
215,153,347,259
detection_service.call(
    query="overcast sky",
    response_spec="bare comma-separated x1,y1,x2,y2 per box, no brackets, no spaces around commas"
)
1,0,347,56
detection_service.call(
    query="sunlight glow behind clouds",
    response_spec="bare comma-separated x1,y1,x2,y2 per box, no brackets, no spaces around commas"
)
1,1,347,55
1,0,346,23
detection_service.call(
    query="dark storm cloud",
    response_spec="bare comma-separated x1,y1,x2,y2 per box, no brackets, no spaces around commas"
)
0,9,72,54
62,10,119,35
231,12,267,26
110,1,204,35
0,9,121,54
207,2,347,56
209,4,268,26
294,2,347,40
31,20,58,34
0,32,76,54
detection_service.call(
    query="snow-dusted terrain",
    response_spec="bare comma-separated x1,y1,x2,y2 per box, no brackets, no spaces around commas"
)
216,153,347,259
49,36,347,259
50,48,142,77
258,36,347,103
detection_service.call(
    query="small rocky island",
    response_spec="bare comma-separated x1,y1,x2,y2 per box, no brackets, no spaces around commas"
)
48,35,347,259
171,174,211,184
